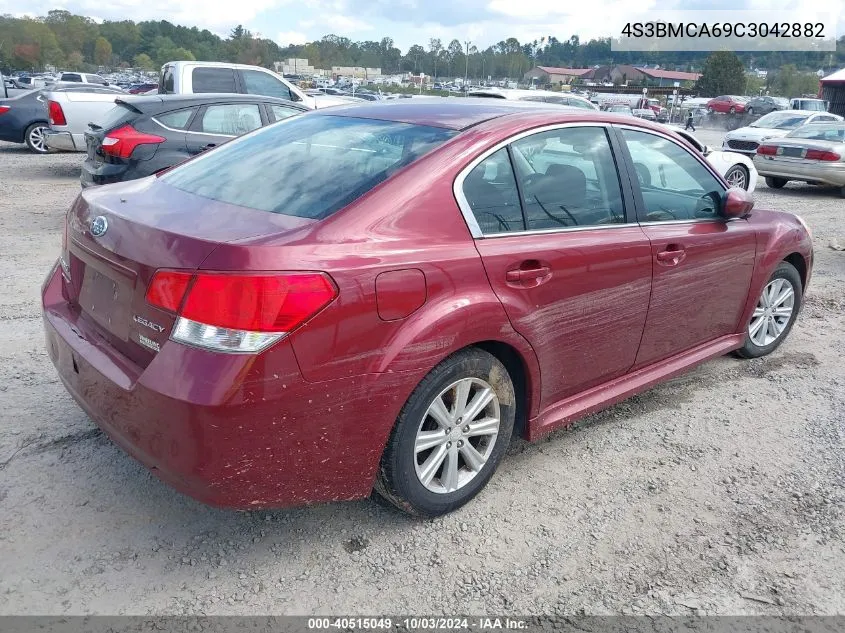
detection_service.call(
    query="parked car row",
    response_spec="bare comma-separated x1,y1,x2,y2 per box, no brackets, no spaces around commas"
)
707,95,830,116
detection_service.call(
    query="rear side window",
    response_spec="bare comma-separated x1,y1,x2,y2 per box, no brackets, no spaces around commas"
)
192,67,237,93
198,104,262,135
156,108,196,130
461,148,523,233
160,66,175,94
162,115,456,219
241,70,293,100
85,74,107,85
270,104,300,121
511,127,626,229
61,73,82,82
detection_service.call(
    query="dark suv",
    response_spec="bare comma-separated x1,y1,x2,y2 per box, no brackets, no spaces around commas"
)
80,93,307,187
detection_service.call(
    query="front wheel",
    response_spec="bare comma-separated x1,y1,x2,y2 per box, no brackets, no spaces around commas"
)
735,262,802,359
729,106,736,114
707,106,714,114
375,348,516,517
765,176,788,189
724,165,749,190
747,107,754,116
25,122,49,154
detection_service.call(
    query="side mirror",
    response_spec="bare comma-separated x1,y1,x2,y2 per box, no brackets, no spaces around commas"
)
722,187,754,218
702,145,712,156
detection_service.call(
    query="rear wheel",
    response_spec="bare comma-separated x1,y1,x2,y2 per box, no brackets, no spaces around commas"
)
25,122,49,154
729,106,736,114
707,106,714,114
375,348,515,517
765,176,788,189
736,262,801,359
724,165,749,190
747,107,754,116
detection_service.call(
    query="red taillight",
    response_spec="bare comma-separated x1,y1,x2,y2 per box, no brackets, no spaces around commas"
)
180,273,337,332
0,105,10,115
756,145,777,156
805,149,841,161
145,271,193,312
146,271,337,352
102,125,165,159
48,100,66,126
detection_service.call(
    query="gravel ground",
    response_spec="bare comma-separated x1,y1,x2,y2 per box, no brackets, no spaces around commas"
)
0,128,843,616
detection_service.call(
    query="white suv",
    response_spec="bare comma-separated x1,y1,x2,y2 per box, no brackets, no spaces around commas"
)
159,61,350,109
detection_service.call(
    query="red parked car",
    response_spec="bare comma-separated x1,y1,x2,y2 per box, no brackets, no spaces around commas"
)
706,95,748,114
42,100,813,517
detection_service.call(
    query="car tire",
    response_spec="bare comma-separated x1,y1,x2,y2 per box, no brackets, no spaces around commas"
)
25,122,49,154
840,186,845,199
747,107,754,115
724,164,749,190
765,176,788,189
374,348,516,517
707,107,714,114
729,106,736,114
735,261,802,359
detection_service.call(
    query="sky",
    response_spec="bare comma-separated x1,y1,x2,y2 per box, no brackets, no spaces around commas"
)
3,0,843,54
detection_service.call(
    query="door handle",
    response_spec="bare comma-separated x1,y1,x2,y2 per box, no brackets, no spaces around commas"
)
506,264,552,287
656,245,686,266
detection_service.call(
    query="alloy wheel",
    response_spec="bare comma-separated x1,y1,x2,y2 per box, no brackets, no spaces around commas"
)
414,377,500,494
725,166,748,190
748,278,795,347
28,125,48,153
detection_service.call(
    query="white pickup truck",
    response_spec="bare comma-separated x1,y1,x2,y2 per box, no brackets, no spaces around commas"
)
43,85,127,152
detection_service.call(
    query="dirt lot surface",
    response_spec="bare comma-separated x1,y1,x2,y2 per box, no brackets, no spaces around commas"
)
1,127,843,616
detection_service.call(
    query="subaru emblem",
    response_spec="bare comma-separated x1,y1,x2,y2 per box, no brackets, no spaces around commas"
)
90,216,108,237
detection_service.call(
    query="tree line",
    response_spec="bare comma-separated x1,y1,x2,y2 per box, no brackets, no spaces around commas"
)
1,10,843,83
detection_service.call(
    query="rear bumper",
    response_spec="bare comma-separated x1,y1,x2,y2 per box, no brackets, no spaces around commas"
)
45,131,81,152
753,157,845,187
42,263,405,508
80,158,129,187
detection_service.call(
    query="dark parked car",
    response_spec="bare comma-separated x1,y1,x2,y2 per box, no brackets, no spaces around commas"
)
0,89,50,152
80,93,307,187
44,101,812,517
0,84,128,153
745,96,789,116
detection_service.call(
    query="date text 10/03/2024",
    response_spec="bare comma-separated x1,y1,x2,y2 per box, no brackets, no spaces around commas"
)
307,617,529,630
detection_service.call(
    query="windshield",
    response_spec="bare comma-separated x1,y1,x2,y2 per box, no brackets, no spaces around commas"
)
163,115,456,219
785,123,845,141
751,112,813,129
795,100,826,111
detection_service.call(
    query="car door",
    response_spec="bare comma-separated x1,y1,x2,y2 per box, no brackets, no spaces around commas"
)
185,102,265,155
458,124,653,408
616,125,757,368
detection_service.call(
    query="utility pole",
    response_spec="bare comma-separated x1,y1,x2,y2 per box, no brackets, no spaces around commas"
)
464,40,470,93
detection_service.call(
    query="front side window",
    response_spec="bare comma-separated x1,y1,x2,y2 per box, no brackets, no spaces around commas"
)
511,127,626,229
192,67,237,93
241,70,293,100
163,115,456,219
199,104,262,136
622,129,724,222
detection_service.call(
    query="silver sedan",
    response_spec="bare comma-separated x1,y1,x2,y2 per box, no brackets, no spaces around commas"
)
753,122,845,197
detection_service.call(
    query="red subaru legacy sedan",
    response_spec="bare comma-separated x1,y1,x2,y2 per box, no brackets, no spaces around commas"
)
43,100,812,517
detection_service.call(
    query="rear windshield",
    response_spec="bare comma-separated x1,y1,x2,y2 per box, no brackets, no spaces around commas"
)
95,103,138,131
752,112,813,129
162,115,456,219
786,123,845,141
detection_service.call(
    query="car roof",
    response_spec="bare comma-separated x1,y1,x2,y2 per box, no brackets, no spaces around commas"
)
117,93,308,111
310,97,591,130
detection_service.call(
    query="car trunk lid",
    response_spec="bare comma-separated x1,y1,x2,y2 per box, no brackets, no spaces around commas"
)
64,178,316,366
